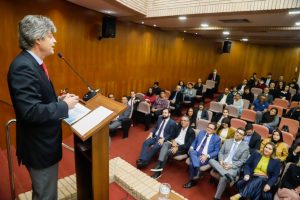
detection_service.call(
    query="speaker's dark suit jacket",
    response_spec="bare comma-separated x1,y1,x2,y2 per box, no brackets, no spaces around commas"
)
7,50,69,169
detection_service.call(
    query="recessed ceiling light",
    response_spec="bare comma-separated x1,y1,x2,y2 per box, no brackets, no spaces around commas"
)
201,23,209,27
295,22,300,26
195,33,198,35
178,16,187,20
141,21,144,24
223,31,230,35
104,10,112,14
183,30,187,33
289,10,300,15
226,37,230,40
240,38,248,42
153,24,157,27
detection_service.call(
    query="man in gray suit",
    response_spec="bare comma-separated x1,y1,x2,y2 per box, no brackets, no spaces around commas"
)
209,128,249,200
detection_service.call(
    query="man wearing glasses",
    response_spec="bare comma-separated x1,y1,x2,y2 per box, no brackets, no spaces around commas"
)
150,115,195,179
209,128,249,200
183,122,221,188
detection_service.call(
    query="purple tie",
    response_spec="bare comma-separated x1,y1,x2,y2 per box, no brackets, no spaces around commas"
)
197,134,209,155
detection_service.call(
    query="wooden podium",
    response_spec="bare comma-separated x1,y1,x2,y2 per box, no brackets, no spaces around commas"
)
69,94,126,200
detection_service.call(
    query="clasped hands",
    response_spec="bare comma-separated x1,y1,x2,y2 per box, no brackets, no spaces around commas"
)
59,92,79,109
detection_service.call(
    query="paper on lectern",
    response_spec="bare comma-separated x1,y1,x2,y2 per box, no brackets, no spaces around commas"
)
64,103,91,125
71,106,113,136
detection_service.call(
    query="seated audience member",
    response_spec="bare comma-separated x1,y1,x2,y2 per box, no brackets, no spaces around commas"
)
151,90,169,117
280,85,291,100
268,82,279,99
289,78,299,91
216,118,235,143
276,75,286,87
209,128,250,200
251,95,269,112
194,78,204,96
284,101,300,121
255,79,267,90
108,93,115,100
150,115,195,179
286,137,300,163
231,86,238,96
292,90,300,101
144,87,157,106
178,80,186,92
196,102,209,121
259,108,279,133
276,81,285,92
217,88,234,106
184,82,197,106
208,69,221,93
243,123,261,155
231,142,281,200
260,129,288,162
152,81,161,95
136,108,176,168
237,79,248,94
258,87,274,104
109,96,131,137
183,122,221,188
186,107,197,129
128,91,141,110
169,85,183,116
242,86,254,104
248,73,258,88
212,108,230,126
275,163,300,200
233,93,244,116
262,73,273,87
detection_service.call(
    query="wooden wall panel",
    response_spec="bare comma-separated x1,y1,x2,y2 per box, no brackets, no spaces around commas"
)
0,0,299,148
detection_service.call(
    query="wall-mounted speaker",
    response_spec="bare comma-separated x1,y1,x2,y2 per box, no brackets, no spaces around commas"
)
102,16,116,38
222,41,232,53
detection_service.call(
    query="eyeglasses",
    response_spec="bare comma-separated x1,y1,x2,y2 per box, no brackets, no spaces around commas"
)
181,119,189,122
207,126,215,130
235,131,245,136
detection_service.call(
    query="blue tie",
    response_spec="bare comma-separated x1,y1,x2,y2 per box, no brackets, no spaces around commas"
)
156,119,166,138
197,134,209,155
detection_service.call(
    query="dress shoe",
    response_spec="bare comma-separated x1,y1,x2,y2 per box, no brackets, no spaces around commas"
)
150,164,163,172
151,172,162,180
183,180,196,188
136,160,148,169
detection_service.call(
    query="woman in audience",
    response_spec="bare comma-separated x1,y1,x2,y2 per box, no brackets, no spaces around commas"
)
280,85,291,100
284,101,300,121
230,142,281,200
260,129,288,162
178,80,186,92
260,108,279,133
242,86,254,104
143,87,157,105
216,117,235,142
186,107,196,129
233,93,244,116
212,108,230,126
276,81,284,92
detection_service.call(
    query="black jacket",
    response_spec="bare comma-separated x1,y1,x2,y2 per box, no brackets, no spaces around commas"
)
171,125,195,153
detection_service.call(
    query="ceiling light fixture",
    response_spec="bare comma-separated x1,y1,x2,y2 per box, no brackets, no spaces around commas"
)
195,33,198,35
153,24,157,27
141,21,144,24
201,23,209,27
178,16,187,20
183,30,187,33
289,10,300,15
295,22,300,26
223,31,230,35
240,38,248,42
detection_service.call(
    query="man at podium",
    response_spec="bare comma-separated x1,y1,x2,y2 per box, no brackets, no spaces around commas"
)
7,15,79,200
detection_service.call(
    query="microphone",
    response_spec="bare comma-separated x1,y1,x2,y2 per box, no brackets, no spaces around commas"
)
57,52,99,101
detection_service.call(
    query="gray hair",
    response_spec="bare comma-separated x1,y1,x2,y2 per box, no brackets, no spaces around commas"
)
18,15,56,50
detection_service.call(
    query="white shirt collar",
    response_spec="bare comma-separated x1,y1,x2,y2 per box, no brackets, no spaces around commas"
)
26,50,43,65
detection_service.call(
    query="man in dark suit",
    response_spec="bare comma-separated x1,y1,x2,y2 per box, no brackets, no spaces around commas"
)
208,69,221,93
169,85,183,116
150,115,195,179
209,128,249,200
136,108,176,168
262,73,273,87
183,122,221,188
7,15,79,200
243,123,261,154
217,88,234,105
196,102,209,120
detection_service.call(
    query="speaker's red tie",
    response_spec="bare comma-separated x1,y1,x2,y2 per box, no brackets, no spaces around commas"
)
41,63,49,80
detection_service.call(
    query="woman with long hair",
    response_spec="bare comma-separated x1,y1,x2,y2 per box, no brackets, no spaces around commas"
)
144,87,157,105
186,107,196,129
260,129,288,162
230,142,281,200
216,117,235,142
260,108,279,133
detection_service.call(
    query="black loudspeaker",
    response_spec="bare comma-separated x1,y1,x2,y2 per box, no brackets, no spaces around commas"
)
102,16,116,38
222,41,232,53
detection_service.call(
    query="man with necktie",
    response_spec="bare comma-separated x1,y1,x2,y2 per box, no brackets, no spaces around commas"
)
136,108,176,169
7,15,79,200
183,122,221,188
209,128,249,200
208,69,221,93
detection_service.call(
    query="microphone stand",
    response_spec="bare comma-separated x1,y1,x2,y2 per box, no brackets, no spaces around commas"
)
57,53,99,101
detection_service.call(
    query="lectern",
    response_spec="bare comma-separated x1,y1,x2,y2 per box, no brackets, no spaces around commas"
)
68,94,126,200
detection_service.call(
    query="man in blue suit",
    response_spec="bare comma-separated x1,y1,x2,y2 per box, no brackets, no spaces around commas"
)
183,122,221,188
136,108,176,168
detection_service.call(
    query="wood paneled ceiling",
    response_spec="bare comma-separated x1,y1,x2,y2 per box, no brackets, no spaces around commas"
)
66,0,300,45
